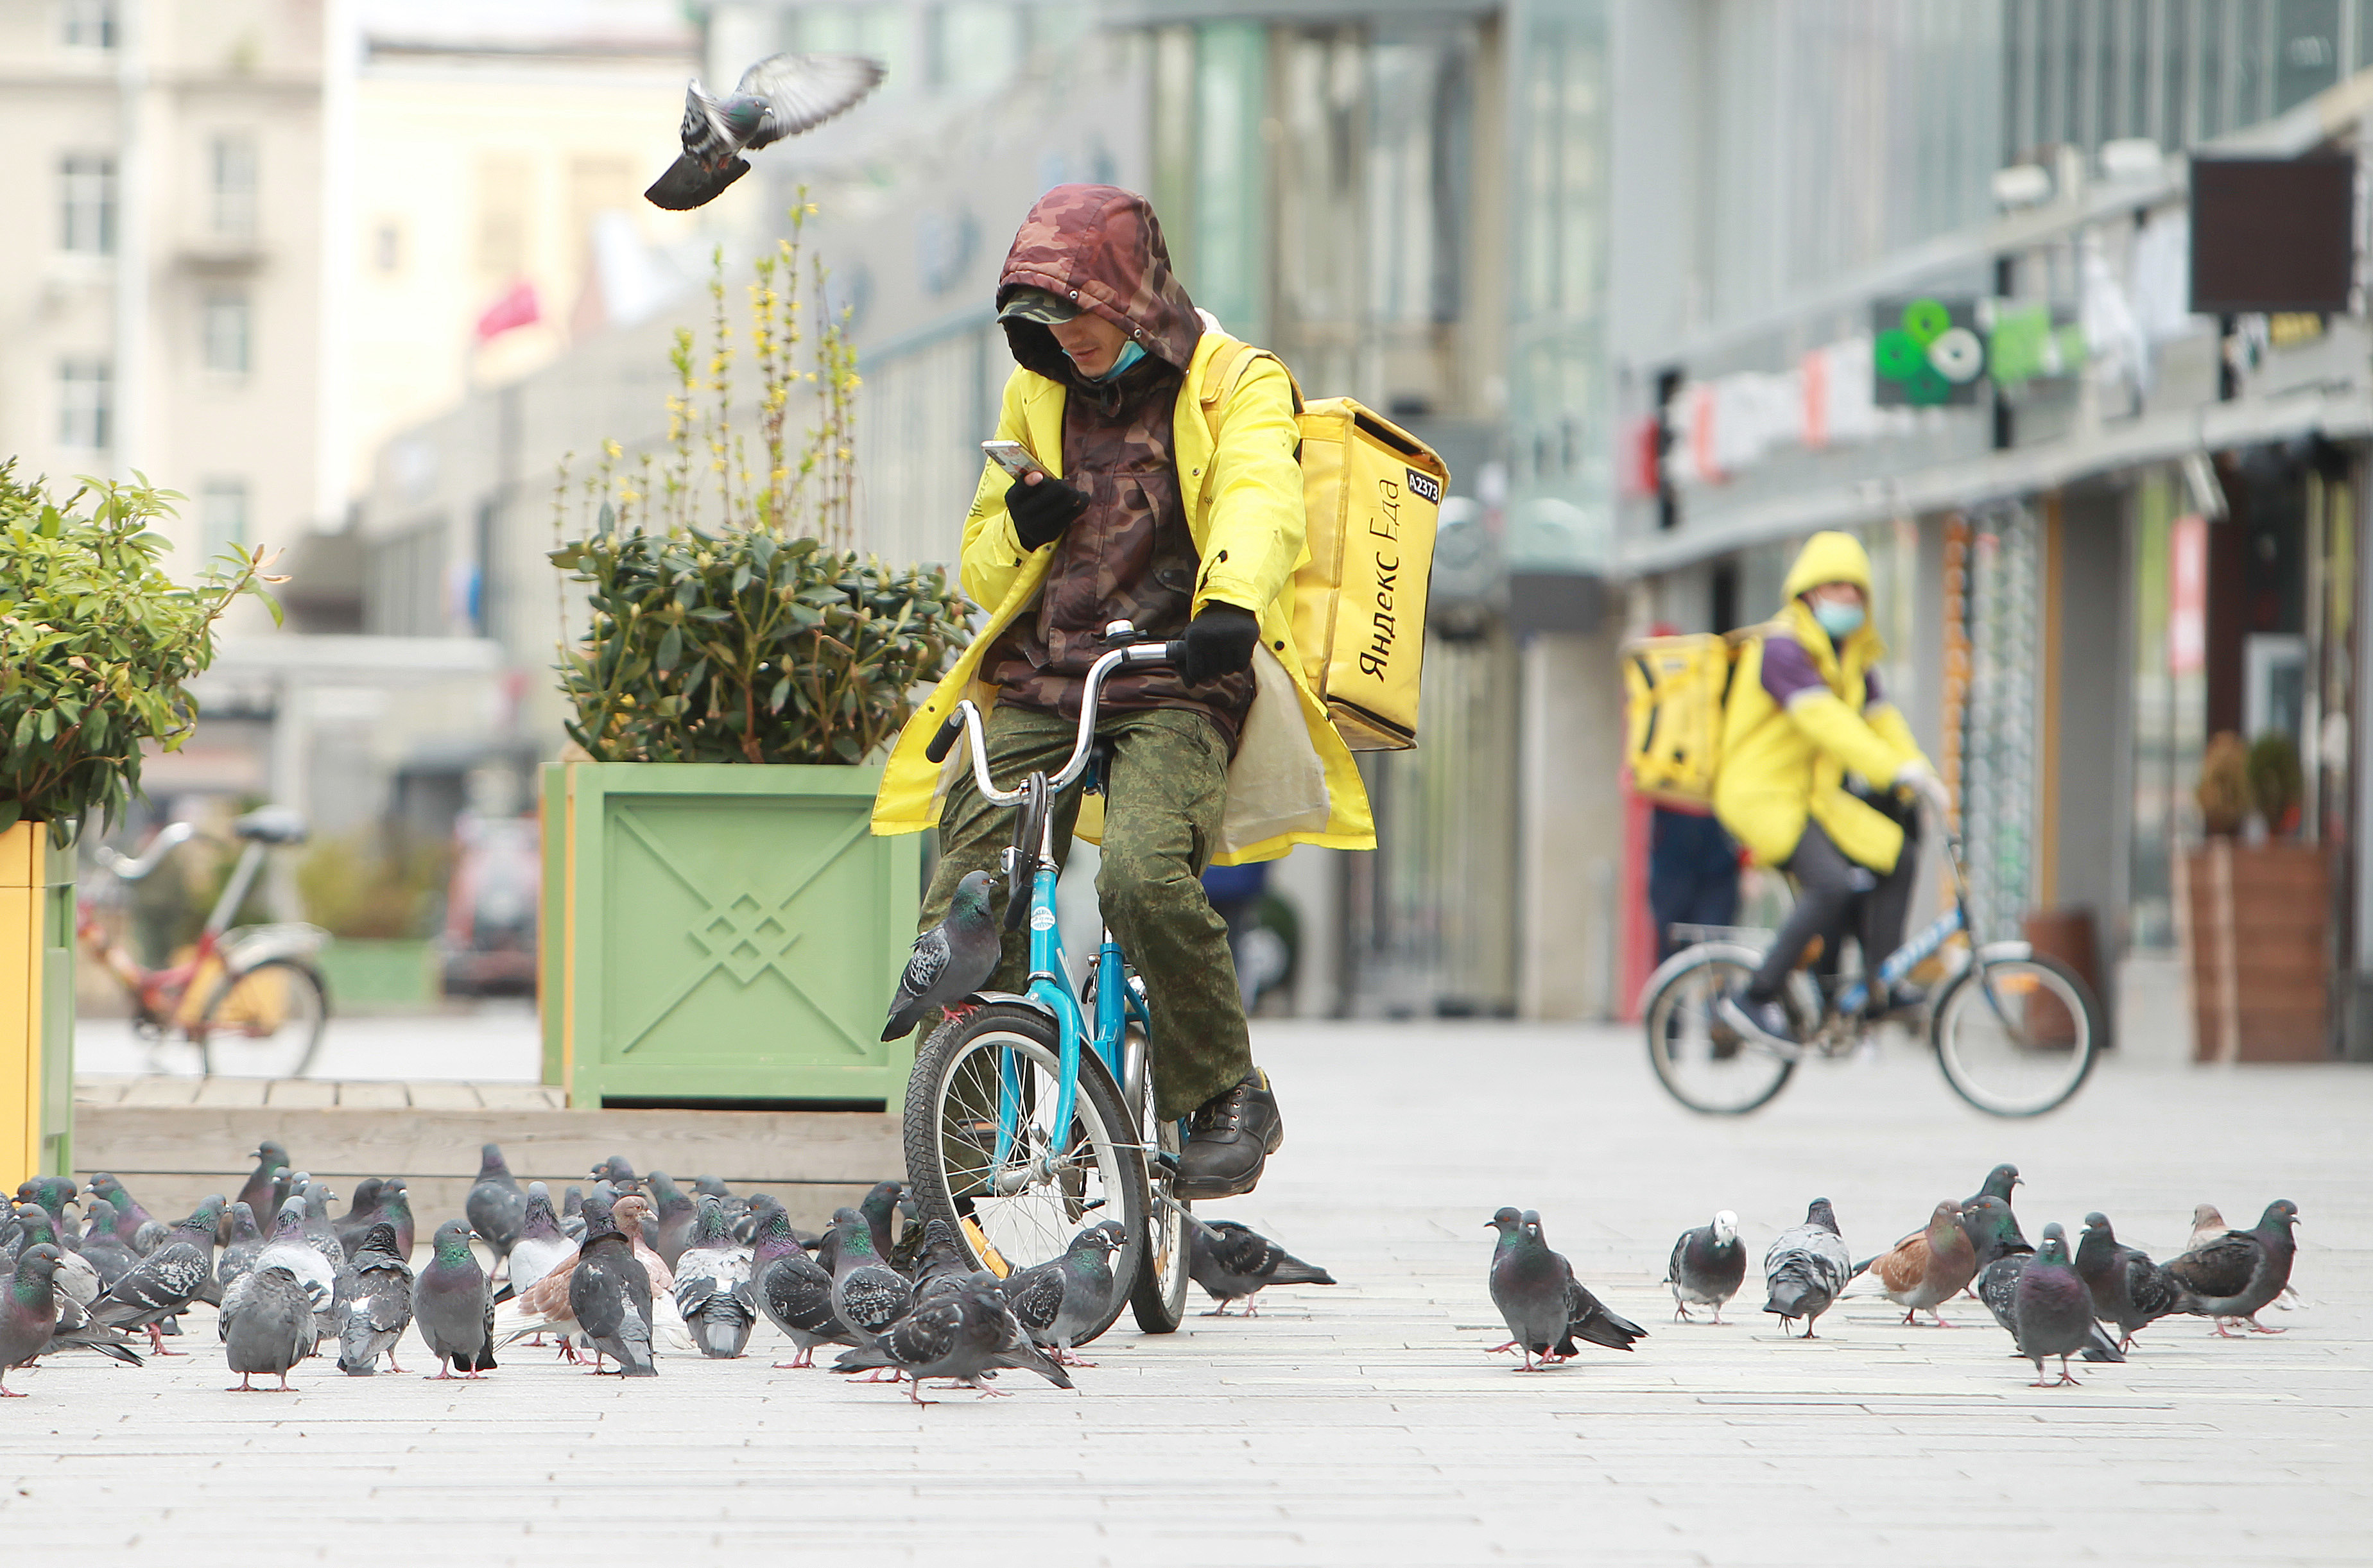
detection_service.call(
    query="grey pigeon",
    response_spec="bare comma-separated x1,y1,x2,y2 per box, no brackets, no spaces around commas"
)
1486,1207,1645,1369
222,1264,314,1392
1966,1197,2123,1363
2013,1223,2104,1386
299,1179,347,1269
827,1207,913,1352
1663,1210,1746,1324
754,1206,843,1369
909,1217,972,1297
4,1245,143,1391
2166,1199,2301,1336
76,1199,139,1291
234,1141,290,1236
132,1219,171,1256
644,52,886,211
881,871,1001,1039
569,1209,655,1376
213,1201,266,1300
831,1274,1069,1404
673,1197,756,1359
91,1194,223,1355
12,1205,98,1311
999,1224,1120,1366
560,1185,589,1243
1761,1198,1852,1339
413,1219,497,1379
377,1180,416,1258
589,1155,637,1188
859,1179,904,1264
230,1197,335,1346
1187,1218,1336,1316
465,1144,528,1264
643,1171,699,1270
332,1177,385,1256
2075,1212,2196,1350
498,1185,574,1306
332,1223,415,1375
85,1174,153,1247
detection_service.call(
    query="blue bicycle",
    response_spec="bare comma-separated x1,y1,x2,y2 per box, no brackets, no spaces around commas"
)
899,623,1194,1339
1642,816,2102,1117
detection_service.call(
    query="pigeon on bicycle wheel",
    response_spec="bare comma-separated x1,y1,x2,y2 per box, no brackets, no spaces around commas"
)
881,872,1002,1040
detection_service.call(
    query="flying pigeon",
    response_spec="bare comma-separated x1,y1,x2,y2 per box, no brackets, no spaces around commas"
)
1856,1200,1977,1326
827,1207,914,1352
4,1245,143,1392
570,1207,656,1376
881,871,1001,1040
643,1171,700,1270
673,1196,757,1359
644,52,887,212
1187,1218,1336,1316
222,1264,315,1393
2014,1223,2104,1386
1761,1198,1852,1339
465,1144,528,1265
228,1197,335,1347
1485,1207,1644,1370
90,1195,223,1355
332,1223,415,1375
2074,1212,2196,1350
413,1219,497,1379
753,1205,843,1369
1662,1210,1746,1325
2166,1200,2301,1336
234,1141,289,1237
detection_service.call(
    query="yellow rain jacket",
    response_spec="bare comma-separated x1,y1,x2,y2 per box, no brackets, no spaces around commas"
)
868,336,1376,864
1713,531,1929,873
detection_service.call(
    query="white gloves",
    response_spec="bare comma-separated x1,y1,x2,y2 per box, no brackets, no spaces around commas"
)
1893,759,1952,819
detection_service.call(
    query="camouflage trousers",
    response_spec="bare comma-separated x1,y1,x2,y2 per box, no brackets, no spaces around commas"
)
915,703,1250,1122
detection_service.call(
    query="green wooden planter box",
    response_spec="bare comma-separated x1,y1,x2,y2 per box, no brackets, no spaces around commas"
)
538,762,920,1108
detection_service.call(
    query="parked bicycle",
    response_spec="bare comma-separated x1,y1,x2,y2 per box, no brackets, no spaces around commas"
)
1641,811,2101,1117
900,621,1195,1343
80,806,332,1079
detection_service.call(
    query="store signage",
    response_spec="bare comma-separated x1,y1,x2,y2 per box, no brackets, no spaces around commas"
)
2169,513,2207,675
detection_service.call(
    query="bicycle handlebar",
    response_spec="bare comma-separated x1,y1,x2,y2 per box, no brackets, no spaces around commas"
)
936,626,1181,806
92,822,196,882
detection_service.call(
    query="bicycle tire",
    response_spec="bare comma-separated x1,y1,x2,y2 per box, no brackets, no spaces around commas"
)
1129,1099,1190,1334
902,1001,1150,1348
198,956,330,1080
1930,952,2101,1117
1642,947,1800,1115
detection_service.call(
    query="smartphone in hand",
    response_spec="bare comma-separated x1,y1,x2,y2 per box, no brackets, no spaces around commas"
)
981,440,1053,485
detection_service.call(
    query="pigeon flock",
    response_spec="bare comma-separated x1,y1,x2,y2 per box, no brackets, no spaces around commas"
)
3,1141,1331,1407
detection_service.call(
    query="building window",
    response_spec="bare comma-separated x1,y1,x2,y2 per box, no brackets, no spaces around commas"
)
202,288,252,375
210,134,258,241
58,359,112,450
200,479,249,562
60,0,117,49
59,155,117,255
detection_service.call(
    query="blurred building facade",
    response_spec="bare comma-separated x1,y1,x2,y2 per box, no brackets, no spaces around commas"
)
1612,2,2373,1062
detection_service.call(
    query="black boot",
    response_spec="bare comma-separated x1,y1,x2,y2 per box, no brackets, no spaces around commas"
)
1176,1069,1283,1200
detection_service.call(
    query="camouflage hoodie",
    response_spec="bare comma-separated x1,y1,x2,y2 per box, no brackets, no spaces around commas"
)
984,184,1254,742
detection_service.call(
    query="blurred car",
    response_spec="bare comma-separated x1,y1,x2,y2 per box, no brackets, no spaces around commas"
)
441,811,539,996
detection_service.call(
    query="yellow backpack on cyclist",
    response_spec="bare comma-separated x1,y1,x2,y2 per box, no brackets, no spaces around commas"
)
1197,340,1448,752
1622,630,1752,807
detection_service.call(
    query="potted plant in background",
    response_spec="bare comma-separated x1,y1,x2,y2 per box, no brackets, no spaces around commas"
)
2184,728,2328,1062
0,463,281,1176
541,212,964,1108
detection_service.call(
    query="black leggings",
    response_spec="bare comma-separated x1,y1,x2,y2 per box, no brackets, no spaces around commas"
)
1746,817,1917,1003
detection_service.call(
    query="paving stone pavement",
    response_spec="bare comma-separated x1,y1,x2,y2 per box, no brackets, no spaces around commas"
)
5,1021,2369,1565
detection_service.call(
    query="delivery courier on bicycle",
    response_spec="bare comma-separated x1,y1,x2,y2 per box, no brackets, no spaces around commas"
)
1713,531,1953,1049
870,184,1375,1200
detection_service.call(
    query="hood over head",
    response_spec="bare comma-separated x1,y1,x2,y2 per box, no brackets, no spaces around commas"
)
996,184,1202,390
1782,530,1874,601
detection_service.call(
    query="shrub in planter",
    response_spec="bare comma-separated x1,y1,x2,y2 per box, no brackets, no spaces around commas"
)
2247,730,2302,838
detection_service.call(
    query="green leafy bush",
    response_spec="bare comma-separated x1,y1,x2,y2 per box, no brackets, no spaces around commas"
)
0,463,280,836
551,204,964,765
2247,730,2303,836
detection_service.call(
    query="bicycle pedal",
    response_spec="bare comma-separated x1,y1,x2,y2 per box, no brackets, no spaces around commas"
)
1153,1151,1182,1175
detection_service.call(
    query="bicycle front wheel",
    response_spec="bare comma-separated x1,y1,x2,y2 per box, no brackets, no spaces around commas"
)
902,1002,1150,1348
1123,1024,1190,1334
1643,948,1799,1115
1930,953,2101,1117
198,957,329,1080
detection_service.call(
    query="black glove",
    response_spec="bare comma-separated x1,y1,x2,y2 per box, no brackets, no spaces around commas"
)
1005,472,1087,551
1177,603,1261,686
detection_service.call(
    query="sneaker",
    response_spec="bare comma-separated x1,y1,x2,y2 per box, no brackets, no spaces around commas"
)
1176,1069,1284,1200
1716,988,1798,1051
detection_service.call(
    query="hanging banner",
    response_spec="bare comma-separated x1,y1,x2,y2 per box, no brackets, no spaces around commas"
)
2169,513,2207,675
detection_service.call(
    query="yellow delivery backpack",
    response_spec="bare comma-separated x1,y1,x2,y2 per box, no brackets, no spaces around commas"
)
1199,341,1447,751
1622,629,1753,807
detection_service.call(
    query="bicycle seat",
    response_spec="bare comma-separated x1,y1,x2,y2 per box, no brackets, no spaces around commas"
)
233,805,309,845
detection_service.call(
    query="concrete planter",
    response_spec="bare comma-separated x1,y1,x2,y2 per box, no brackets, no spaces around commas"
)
1,822,76,1182
539,762,920,1108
